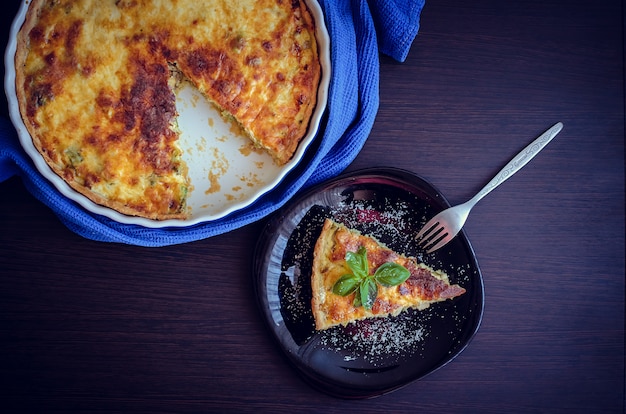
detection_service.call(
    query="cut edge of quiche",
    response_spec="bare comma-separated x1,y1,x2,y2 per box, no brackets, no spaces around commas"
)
311,218,466,331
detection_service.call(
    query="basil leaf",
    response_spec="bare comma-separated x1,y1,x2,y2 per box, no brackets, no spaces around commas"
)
345,247,368,279
332,274,361,296
359,277,378,310
374,262,411,287
332,246,410,310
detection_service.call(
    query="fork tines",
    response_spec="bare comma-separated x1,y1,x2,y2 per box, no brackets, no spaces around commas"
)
416,220,449,253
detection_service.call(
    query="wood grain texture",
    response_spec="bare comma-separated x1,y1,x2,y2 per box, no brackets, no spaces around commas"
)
1,0,624,412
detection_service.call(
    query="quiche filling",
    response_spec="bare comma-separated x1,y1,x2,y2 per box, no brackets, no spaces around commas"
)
311,219,466,330
15,0,321,220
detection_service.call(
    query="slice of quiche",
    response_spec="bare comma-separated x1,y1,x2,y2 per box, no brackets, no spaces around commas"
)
311,219,466,330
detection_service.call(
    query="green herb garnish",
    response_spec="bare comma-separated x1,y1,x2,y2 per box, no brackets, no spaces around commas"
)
332,246,410,310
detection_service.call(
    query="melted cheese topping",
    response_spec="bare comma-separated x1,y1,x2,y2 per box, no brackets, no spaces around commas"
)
15,0,320,219
311,219,466,330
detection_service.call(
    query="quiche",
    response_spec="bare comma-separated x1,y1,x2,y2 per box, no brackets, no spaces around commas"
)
311,219,466,330
14,0,321,220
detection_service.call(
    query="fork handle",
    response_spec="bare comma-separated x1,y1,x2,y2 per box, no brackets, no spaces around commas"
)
468,122,563,206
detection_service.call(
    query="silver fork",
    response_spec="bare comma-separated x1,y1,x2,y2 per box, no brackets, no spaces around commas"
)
416,122,563,253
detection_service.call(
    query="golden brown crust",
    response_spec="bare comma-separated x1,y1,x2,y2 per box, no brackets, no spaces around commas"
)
311,219,466,330
311,219,335,328
14,0,320,220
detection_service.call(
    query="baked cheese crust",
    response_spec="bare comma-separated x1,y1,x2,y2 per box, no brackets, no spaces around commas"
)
15,0,320,220
311,219,466,330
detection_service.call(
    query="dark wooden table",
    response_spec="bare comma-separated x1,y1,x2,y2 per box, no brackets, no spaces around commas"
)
1,0,624,412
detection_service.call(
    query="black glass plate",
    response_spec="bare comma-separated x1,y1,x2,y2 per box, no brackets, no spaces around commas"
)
253,168,484,398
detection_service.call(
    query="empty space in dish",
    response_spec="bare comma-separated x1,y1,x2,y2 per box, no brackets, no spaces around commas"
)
174,83,283,219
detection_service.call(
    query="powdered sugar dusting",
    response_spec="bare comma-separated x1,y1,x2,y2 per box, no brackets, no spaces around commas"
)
319,315,430,365
331,198,428,260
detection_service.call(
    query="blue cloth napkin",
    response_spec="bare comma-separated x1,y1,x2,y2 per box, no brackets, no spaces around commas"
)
0,0,425,246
